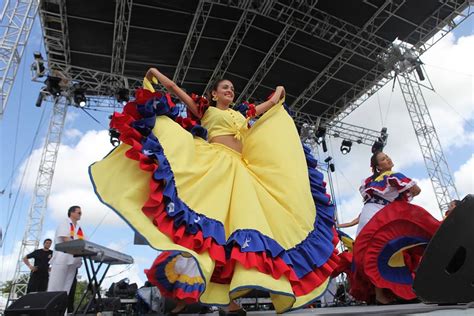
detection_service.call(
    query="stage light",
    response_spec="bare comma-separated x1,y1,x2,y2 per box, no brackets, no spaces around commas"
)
45,76,62,97
372,127,388,153
109,128,121,147
315,127,326,139
322,139,328,152
35,91,44,107
340,139,352,155
73,86,87,108
116,88,129,105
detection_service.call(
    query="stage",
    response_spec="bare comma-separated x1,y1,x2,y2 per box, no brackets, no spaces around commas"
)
74,303,474,316
284,303,474,315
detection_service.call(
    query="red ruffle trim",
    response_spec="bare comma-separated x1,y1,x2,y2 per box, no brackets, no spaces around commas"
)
350,201,440,302
331,251,353,278
112,99,339,297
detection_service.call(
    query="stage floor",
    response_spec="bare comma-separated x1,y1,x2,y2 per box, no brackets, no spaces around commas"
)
71,303,474,316
283,303,474,315
199,303,473,316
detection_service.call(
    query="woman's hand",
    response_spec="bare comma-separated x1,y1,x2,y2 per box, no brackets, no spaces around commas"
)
270,86,285,105
408,184,421,197
146,67,158,82
276,86,285,100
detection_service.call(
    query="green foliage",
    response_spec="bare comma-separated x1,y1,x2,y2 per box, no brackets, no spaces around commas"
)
0,280,13,294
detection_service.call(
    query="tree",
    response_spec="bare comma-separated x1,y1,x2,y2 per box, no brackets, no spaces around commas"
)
0,280,13,294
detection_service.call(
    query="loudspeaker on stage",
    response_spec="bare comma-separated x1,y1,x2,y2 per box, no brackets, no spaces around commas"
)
5,291,68,316
414,194,474,304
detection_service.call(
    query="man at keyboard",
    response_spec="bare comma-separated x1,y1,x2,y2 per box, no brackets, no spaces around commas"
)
47,205,85,313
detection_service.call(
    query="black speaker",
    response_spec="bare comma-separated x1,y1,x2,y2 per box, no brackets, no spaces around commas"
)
5,291,68,316
414,194,474,303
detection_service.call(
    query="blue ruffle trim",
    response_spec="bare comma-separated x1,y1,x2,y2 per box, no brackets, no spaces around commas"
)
135,96,336,278
378,236,429,284
366,172,411,190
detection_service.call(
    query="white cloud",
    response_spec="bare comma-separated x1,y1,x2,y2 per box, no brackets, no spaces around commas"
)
15,130,124,227
64,128,83,140
65,111,80,124
410,177,444,220
0,242,22,283
454,154,474,197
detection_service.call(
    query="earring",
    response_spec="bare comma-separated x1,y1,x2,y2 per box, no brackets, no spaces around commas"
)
212,96,218,102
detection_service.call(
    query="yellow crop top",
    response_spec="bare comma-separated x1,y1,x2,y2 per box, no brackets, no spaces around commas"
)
200,107,249,141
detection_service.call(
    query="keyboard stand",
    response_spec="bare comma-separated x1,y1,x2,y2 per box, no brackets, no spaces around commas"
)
73,255,111,315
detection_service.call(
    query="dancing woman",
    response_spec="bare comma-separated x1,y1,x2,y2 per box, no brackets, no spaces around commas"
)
349,151,440,304
89,68,339,313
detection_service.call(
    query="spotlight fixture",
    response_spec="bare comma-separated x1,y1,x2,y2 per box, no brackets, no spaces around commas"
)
109,128,121,147
324,156,335,172
315,127,326,139
31,51,46,78
321,139,328,153
35,91,44,108
44,76,62,97
340,139,352,155
116,88,129,105
372,127,388,153
73,86,87,108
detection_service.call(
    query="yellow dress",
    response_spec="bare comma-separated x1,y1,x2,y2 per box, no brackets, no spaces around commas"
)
89,88,339,312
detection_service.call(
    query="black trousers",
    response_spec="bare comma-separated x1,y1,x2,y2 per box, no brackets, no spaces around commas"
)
26,272,48,293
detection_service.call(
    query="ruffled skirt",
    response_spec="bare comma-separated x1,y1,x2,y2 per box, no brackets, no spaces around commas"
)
349,201,440,302
89,95,339,312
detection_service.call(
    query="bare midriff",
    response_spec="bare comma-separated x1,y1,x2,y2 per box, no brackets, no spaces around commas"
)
210,135,243,153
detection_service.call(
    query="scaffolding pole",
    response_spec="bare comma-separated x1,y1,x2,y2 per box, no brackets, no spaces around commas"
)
7,96,68,303
0,0,39,116
398,71,458,214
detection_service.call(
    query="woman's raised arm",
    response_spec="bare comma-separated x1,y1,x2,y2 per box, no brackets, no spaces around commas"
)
146,68,201,118
337,214,360,229
254,86,286,116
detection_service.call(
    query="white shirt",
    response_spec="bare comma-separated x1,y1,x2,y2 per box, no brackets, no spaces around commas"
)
50,218,84,266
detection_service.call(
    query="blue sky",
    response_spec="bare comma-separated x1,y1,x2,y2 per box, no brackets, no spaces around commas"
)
1,14,473,292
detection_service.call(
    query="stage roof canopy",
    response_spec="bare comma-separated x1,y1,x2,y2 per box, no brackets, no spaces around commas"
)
39,0,469,123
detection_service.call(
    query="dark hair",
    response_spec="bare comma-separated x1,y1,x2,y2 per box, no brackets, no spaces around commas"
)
206,79,229,107
451,199,461,207
370,150,383,180
68,205,81,217
43,238,52,244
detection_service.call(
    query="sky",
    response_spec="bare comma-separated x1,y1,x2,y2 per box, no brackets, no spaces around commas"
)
0,11,473,301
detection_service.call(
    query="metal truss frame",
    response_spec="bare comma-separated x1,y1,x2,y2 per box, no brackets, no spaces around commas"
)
173,0,213,85
290,0,403,113
292,109,387,147
39,0,71,66
8,94,69,303
203,0,260,94
110,0,133,86
207,0,391,63
0,0,39,116
40,61,143,96
398,71,458,214
327,0,472,124
235,22,297,104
